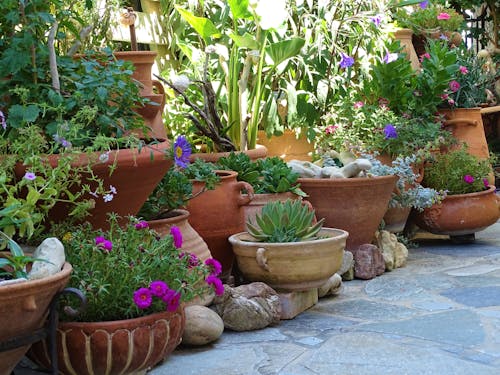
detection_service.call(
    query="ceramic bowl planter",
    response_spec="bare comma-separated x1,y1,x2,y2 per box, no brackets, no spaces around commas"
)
0,262,72,375
298,175,397,253
28,307,185,375
229,228,348,292
413,186,500,238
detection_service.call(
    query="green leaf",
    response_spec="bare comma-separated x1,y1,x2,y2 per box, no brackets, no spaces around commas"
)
286,82,297,124
96,87,108,100
8,238,24,257
175,7,221,42
229,33,259,50
0,259,10,268
266,38,305,68
8,104,40,126
228,0,252,19
26,188,41,206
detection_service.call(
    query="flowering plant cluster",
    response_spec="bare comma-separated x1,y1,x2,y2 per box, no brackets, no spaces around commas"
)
422,146,492,195
55,214,224,322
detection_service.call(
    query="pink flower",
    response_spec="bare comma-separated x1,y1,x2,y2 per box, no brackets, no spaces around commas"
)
419,53,430,62
437,13,451,20
459,66,468,74
324,125,337,134
449,80,460,92
441,93,449,100
149,280,169,298
133,287,152,309
205,258,222,276
206,275,224,296
483,178,490,188
378,98,390,109
166,291,181,312
353,101,364,109
448,99,455,106
170,226,183,248
463,175,475,184
134,221,149,229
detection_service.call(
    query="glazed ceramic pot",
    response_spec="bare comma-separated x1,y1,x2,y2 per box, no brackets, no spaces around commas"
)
147,209,211,262
187,170,254,279
0,263,72,375
28,307,185,375
298,175,397,253
229,228,348,292
413,186,500,236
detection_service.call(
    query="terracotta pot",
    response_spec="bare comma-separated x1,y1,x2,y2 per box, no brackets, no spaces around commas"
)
298,175,397,253
0,263,72,375
16,141,172,231
413,186,500,236
147,209,211,262
229,228,348,292
28,307,185,375
187,170,254,279
243,192,302,231
257,130,313,161
189,144,267,163
383,206,412,233
394,28,420,71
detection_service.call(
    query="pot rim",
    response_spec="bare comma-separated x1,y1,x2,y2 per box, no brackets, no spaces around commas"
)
298,174,397,185
228,227,348,246
443,185,497,200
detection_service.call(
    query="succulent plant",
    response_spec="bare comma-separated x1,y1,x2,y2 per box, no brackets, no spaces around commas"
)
246,199,324,243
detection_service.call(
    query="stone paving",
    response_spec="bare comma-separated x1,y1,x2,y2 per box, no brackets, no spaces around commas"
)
152,220,500,375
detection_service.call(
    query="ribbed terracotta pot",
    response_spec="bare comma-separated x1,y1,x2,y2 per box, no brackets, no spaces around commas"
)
229,228,348,292
0,263,72,375
413,186,500,236
383,206,412,233
28,307,185,375
298,175,397,253
147,209,211,262
187,170,254,279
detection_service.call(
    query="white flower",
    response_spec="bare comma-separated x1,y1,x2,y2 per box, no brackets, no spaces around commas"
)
99,152,110,163
103,194,114,203
171,75,191,94
252,0,288,30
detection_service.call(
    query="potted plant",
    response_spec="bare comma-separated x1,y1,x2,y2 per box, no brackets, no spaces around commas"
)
229,199,348,292
28,214,224,375
414,147,500,241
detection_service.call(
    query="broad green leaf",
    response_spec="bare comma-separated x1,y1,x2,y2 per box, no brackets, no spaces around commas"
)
175,7,221,42
8,104,40,126
229,33,259,50
266,38,305,68
8,238,23,257
228,0,252,19
286,82,297,124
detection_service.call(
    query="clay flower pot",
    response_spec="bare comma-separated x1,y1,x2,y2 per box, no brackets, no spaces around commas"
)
229,228,348,292
0,263,72,375
28,307,185,375
298,175,397,253
383,206,412,233
413,186,500,237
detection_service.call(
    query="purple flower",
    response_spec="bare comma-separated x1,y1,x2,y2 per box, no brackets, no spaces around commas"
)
173,135,191,168
370,14,383,27
95,236,106,245
170,226,183,248
419,1,429,9
24,172,36,181
205,258,222,276
383,124,398,139
188,253,199,267
109,185,117,194
135,221,149,229
206,275,224,296
150,280,169,298
463,175,475,184
95,236,112,251
166,291,181,312
483,178,490,188
339,53,354,69
133,287,152,309
383,52,398,64
0,110,7,130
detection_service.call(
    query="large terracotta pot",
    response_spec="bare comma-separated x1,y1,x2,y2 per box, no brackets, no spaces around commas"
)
298,175,397,253
29,307,185,375
18,141,172,230
187,170,254,279
229,228,348,292
394,28,420,71
257,130,313,161
147,209,211,262
413,186,500,236
0,263,72,375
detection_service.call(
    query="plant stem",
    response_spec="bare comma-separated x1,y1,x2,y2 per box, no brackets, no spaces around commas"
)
48,21,60,92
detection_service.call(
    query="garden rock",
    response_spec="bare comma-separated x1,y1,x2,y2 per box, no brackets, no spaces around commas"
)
212,282,281,331
353,244,385,280
339,250,354,281
28,238,65,280
338,158,372,178
375,230,409,271
182,305,224,346
287,160,322,178
318,273,343,298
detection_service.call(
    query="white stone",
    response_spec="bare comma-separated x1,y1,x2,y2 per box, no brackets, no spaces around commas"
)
318,274,343,298
28,237,65,280
287,160,322,178
182,305,224,346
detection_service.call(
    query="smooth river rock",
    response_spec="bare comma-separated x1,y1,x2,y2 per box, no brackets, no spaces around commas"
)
182,305,224,346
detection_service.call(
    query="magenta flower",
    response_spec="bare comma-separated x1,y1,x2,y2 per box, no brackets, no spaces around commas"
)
173,135,191,168
24,172,36,181
339,53,354,69
95,236,106,245
205,258,222,276
459,66,468,74
483,178,489,188
449,80,460,92
419,53,430,62
166,291,181,312
463,175,475,184
383,124,398,139
135,221,149,229
437,13,451,20
324,125,337,134
353,101,364,109
101,240,113,252
188,253,199,267
133,287,152,309
206,275,224,296
170,226,183,248
150,280,169,298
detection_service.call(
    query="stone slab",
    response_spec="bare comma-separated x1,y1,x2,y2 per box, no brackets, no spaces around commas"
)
441,286,500,308
278,289,318,320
